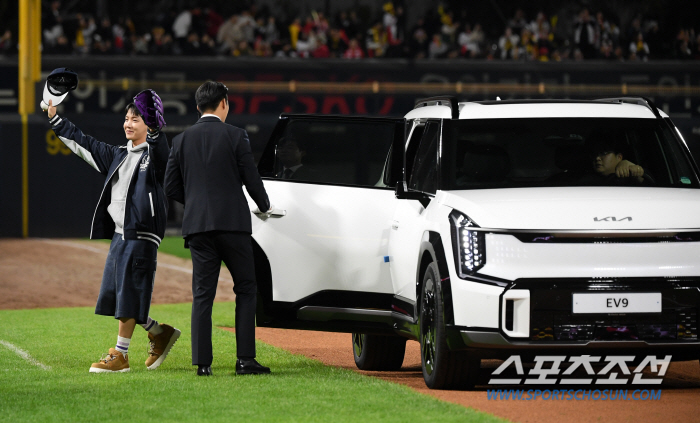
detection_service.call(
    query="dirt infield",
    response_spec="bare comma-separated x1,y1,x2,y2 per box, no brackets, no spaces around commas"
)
2,238,699,423
0,238,234,310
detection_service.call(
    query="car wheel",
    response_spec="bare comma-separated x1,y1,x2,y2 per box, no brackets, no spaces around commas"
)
420,262,479,389
352,332,406,371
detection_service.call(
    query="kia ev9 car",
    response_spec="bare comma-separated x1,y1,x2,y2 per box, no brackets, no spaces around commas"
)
247,96,700,389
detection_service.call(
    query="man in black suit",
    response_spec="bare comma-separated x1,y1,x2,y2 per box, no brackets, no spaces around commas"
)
164,81,272,376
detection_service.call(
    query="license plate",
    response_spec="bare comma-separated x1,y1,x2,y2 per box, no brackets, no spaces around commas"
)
572,293,661,314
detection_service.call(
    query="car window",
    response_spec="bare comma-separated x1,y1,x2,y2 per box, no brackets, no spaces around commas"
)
272,119,395,188
404,122,426,183
441,118,700,190
408,121,439,194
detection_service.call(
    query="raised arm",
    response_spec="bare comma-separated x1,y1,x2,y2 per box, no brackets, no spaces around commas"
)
45,100,119,175
135,88,170,185
146,129,170,186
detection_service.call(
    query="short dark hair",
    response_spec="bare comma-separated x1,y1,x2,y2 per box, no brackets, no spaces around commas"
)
195,81,228,113
124,102,142,118
589,137,628,159
278,136,307,152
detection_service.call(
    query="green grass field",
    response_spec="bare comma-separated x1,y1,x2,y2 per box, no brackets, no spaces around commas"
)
0,240,505,423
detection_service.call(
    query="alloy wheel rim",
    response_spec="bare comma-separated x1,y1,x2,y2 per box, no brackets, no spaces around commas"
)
421,278,436,375
353,333,364,357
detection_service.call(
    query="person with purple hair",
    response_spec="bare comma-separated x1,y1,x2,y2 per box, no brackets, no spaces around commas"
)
44,89,180,373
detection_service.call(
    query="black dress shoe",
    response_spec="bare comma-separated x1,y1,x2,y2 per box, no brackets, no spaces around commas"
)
236,358,271,375
196,365,212,376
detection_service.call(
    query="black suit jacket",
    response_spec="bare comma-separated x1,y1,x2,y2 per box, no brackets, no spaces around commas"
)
164,116,270,236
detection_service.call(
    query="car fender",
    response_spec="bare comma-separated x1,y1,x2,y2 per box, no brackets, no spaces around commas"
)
416,231,455,326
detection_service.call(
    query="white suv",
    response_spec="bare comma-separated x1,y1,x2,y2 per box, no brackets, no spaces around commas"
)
247,96,700,389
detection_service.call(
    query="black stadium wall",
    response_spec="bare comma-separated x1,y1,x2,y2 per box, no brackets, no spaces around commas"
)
35,57,700,117
1,57,700,238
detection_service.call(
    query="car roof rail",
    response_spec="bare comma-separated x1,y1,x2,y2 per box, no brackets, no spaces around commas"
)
414,96,459,119
595,96,662,119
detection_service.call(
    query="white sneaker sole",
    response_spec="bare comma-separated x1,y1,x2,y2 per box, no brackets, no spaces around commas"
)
89,367,130,373
147,328,181,370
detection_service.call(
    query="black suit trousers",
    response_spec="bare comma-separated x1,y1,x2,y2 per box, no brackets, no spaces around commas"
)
188,231,257,365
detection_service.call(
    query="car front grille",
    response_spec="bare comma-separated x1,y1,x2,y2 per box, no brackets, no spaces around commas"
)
531,310,698,342
509,277,700,344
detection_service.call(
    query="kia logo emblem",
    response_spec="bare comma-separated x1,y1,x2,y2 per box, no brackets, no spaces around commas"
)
593,216,633,222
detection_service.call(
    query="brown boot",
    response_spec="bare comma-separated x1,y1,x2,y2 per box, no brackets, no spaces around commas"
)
145,324,181,370
89,348,130,373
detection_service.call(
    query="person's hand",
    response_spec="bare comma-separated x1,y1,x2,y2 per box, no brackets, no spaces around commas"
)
43,99,57,119
615,160,644,178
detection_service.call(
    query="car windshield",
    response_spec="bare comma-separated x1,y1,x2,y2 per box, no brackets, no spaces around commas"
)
440,118,699,190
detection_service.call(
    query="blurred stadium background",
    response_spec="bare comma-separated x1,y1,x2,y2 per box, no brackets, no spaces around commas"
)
1,0,700,238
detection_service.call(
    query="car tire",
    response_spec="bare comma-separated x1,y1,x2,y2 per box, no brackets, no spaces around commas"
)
352,333,406,371
420,262,479,390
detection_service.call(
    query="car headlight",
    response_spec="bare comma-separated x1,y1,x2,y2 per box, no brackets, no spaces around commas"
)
449,210,486,277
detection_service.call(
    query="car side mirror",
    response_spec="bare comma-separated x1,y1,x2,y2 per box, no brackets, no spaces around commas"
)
395,182,430,207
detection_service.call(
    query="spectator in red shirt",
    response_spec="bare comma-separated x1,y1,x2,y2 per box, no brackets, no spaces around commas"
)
311,36,330,58
343,38,364,59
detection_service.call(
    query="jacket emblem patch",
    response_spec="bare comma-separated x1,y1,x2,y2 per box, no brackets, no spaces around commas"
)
139,155,150,171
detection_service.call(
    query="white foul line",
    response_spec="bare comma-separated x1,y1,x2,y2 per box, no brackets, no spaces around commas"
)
0,340,51,370
39,238,107,254
37,239,233,282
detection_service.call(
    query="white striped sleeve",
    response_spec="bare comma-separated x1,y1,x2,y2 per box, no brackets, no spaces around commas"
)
50,114,101,172
49,115,62,126
57,135,101,172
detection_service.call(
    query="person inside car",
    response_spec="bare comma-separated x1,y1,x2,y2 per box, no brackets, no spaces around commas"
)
276,136,315,180
590,139,646,184
550,137,646,186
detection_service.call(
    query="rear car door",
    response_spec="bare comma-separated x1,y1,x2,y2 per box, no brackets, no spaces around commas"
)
249,114,404,333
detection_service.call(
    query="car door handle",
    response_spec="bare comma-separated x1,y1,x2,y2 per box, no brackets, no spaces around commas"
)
391,220,399,230
252,207,287,217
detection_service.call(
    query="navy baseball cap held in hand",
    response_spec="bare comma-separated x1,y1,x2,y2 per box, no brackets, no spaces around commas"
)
41,67,79,109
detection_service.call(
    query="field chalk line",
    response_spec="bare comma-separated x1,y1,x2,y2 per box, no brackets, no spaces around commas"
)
38,239,233,282
0,340,51,370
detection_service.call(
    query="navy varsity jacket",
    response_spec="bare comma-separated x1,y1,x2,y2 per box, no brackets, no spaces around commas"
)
49,114,169,246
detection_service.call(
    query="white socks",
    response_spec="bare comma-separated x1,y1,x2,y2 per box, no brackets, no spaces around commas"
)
115,318,163,354
115,336,130,354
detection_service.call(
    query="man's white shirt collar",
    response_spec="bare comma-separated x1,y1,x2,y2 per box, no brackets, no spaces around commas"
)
201,113,221,121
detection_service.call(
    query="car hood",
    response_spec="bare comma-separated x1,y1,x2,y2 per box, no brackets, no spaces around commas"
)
436,187,700,231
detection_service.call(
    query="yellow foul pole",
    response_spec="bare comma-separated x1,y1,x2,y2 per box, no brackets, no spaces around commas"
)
18,0,42,237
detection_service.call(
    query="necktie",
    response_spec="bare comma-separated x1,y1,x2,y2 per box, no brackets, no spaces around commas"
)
283,168,293,179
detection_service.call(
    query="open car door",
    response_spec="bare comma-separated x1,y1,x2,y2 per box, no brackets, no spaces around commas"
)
248,114,405,334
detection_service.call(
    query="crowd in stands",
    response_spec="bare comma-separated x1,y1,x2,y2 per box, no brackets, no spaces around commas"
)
1,1,700,61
